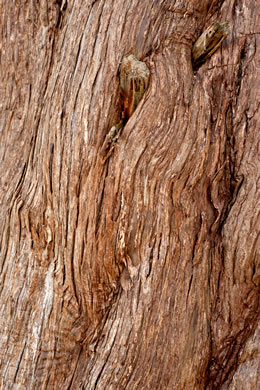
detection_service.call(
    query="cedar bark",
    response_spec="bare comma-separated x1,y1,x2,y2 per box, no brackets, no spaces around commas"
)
0,1,259,389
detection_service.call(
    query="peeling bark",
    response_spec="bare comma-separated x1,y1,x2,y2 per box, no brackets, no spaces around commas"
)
0,0,259,389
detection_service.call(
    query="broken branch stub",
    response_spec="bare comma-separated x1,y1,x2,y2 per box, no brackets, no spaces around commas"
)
192,21,230,68
120,54,150,119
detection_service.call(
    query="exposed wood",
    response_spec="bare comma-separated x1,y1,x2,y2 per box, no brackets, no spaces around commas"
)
192,21,230,68
0,0,259,389
120,54,150,120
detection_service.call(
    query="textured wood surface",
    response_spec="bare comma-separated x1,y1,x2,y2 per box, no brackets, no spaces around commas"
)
192,21,230,67
0,0,259,389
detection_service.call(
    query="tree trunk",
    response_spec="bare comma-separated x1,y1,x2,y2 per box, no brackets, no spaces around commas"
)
0,1,259,389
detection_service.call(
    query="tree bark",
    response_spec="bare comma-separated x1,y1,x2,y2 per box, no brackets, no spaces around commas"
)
0,1,259,389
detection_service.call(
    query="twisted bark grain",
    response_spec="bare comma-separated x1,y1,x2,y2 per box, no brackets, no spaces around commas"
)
0,0,259,389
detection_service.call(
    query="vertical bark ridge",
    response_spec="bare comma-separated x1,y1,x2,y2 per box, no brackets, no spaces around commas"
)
0,0,259,389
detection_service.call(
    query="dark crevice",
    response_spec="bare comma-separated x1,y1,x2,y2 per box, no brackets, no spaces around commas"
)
206,311,259,388
186,274,193,304
49,143,54,193
15,163,27,193
13,341,26,383
216,174,244,233
70,226,80,306
95,166,109,236
146,246,154,279
67,347,83,390
234,42,247,102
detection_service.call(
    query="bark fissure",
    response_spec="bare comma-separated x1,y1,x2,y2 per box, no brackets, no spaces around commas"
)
0,0,259,389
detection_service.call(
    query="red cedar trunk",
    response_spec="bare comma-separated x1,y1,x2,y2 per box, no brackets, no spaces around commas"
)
0,0,259,389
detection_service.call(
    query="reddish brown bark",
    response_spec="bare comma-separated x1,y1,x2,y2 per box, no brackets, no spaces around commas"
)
0,0,259,389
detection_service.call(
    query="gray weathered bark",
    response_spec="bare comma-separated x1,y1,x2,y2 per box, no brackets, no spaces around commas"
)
0,0,259,389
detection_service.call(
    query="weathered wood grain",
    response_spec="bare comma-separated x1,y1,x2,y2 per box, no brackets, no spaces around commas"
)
0,0,259,389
